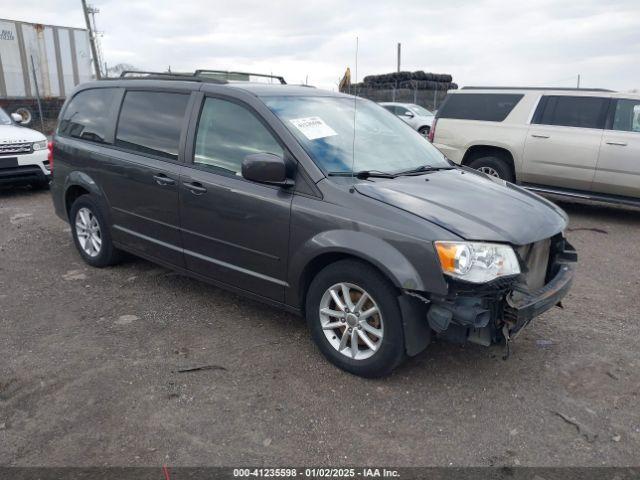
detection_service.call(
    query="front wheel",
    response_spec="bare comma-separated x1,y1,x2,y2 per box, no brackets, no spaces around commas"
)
306,260,407,378
418,126,430,137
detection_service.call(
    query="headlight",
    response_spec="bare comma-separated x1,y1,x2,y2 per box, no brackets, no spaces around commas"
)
32,140,48,151
435,241,520,283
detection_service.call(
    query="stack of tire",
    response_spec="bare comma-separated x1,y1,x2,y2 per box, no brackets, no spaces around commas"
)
349,71,458,92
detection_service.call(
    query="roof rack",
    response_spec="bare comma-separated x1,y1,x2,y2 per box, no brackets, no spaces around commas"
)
117,70,226,84
194,70,287,84
461,86,614,92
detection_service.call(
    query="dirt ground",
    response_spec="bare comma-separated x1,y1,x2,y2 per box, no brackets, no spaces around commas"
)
0,187,639,467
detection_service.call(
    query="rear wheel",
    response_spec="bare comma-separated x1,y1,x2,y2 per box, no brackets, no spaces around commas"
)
418,126,430,137
469,155,515,182
69,194,123,267
306,260,406,378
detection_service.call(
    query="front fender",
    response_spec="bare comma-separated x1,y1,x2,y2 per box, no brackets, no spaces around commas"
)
287,229,426,305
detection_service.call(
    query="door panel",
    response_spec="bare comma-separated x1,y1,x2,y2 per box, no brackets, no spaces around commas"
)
521,125,603,190
101,151,184,265
180,170,292,301
179,95,293,302
521,95,609,190
593,99,640,198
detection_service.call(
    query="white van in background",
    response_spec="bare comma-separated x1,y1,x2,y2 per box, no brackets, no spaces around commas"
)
430,87,640,206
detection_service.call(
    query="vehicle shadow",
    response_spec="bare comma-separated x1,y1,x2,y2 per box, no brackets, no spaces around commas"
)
0,184,48,199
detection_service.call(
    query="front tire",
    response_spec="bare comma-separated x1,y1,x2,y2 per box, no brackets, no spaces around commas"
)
469,155,515,182
306,260,407,378
418,126,430,137
69,194,122,267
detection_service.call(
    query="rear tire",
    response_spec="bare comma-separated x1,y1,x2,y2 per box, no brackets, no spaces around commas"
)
469,155,515,182
305,260,407,378
69,194,123,268
418,126,430,137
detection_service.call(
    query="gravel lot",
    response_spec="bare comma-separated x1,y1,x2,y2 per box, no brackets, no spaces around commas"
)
0,187,639,467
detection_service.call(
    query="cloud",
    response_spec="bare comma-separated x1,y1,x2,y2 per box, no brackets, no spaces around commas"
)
4,0,640,90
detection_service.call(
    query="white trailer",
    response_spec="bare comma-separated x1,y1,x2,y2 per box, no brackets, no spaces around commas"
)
0,18,94,127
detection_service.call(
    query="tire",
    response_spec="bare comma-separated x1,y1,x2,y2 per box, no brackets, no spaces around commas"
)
305,259,407,378
69,194,122,268
418,126,430,137
469,155,515,182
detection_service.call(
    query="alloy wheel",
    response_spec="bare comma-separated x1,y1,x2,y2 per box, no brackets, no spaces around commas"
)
75,207,102,257
319,282,384,360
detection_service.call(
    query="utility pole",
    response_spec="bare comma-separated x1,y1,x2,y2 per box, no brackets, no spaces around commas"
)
577,74,581,89
81,0,102,79
397,43,401,72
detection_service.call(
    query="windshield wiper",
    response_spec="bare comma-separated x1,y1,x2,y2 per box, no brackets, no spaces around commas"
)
328,170,397,179
395,164,454,176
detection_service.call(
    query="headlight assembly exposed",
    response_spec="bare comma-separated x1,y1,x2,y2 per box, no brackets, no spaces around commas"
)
32,140,48,151
435,241,520,283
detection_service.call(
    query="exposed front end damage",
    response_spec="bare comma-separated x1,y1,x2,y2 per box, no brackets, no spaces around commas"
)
400,234,577,356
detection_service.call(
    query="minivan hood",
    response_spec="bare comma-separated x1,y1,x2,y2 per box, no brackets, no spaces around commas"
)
355,169,568,245
0,124,45,143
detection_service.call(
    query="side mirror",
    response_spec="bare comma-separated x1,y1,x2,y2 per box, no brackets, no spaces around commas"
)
241,153,293,186
403,111,415,118
11,113,23,123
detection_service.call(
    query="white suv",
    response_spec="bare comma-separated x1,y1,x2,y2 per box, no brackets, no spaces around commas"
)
430,88,640,206
0,107,51,188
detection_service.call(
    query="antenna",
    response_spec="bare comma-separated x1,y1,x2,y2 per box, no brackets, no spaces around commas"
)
350,36,359,178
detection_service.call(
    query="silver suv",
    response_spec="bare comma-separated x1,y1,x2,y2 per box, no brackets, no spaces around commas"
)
430,87,640,206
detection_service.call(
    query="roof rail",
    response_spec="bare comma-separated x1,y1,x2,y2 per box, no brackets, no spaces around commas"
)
117,70,227,84
194,70,286,84
461,86,614,92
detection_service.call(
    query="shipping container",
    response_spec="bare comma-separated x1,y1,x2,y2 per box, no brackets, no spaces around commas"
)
0,18,94,129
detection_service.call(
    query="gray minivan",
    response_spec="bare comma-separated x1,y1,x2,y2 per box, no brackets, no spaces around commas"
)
50,71,577,377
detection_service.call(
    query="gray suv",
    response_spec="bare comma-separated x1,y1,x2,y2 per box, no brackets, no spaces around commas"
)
50,71,577,377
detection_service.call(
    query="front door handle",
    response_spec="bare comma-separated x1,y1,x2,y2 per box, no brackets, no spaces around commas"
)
606,141,627,146
183,181,207,195
531,134,550,139
153,174,176,186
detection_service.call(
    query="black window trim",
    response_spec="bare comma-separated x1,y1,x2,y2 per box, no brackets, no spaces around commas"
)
532,94,611,130
185,92,294,185
111,87,198,165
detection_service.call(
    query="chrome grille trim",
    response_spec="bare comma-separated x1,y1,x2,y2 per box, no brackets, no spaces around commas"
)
0,142,33,156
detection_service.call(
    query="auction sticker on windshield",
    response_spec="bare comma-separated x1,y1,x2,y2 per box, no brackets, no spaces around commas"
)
289,117,338,140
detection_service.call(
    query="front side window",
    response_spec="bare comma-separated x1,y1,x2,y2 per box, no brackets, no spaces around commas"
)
115,91,190,160
194,97,283,174
535,95,608,129
58,88,118,143
437,93,523,122
612,99,640,133
264,96,449,174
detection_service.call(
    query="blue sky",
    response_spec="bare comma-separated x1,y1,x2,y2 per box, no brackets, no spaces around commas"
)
4,0,640,91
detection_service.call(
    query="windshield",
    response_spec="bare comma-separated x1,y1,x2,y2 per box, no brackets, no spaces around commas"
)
408,104,433,116
264,96,449,174
0,108,11,125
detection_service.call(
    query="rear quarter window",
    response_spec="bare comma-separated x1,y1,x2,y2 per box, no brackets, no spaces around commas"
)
437,93,523,122
58,88,119,143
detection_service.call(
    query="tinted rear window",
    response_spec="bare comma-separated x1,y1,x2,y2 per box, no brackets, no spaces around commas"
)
58,88,118,143
534,95,608,129
437,93,523,122
115,91,190,160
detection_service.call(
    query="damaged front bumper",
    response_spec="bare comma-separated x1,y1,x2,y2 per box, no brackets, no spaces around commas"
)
399,237,577,355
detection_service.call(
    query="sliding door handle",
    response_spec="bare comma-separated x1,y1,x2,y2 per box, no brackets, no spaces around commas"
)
605,141,627,146
153,174,176,186
531,134,550,139
183,181,207,195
